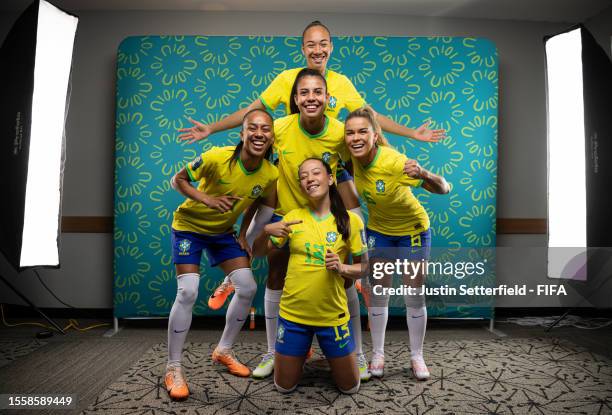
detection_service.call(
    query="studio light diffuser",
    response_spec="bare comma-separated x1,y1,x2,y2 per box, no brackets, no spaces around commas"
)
0,0,78,270
545,25,612,279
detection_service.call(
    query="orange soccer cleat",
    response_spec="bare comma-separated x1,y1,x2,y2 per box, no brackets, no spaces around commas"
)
212,348,251,377
208,280,234,310
164,366,190,401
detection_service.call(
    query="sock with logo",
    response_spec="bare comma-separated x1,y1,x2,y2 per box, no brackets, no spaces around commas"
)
368,284,390,356
217,268,257,351
167,273,200,366
264,288,283,353
404,292,427,359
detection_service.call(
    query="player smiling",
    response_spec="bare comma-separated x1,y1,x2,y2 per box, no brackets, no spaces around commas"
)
249,69,371,381
164,109,277,400
344,106,450,380
252,158,368,395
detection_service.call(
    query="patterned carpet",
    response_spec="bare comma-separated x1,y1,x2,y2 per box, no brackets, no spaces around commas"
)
82,338,612,414
0,338,47,369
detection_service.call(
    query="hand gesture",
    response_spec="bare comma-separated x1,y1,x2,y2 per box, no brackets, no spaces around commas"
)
404,159,425,179
178,118,213,144
325,249,344,274
202,194,242,213
412,120,446,143
264,220,302,238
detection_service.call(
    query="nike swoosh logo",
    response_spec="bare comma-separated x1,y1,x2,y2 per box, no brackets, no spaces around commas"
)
265,317,277,320
292,230,304,235
173,329,188,333
236,318,246,322
372,313,383,317
281,150,294,155
338,341,350,349
217,179,231,184
411,315,424,319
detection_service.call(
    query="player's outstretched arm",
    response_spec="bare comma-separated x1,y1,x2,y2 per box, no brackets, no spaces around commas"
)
178,99,266,144
375,112,446,143
403,159,450,194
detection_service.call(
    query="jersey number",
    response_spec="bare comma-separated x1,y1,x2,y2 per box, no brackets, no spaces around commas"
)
333,323,350,341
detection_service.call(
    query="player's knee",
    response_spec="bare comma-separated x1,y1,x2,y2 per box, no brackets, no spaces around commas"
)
338,379,360,395
230,268,257,300
176,273,199,305
370,289,390,307
274,381,297,394
403,292,425,309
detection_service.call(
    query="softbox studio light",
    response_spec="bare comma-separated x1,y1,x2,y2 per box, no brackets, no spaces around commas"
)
545,25,612,280
0,0,78,270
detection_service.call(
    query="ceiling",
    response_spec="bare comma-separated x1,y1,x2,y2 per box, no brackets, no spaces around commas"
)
1,0,611,24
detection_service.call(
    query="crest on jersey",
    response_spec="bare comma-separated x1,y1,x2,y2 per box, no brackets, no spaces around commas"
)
322,152,331,164
251,185,263,197
328,96,337,109
178,239,191,256
326,231,338,243
376,179,386,193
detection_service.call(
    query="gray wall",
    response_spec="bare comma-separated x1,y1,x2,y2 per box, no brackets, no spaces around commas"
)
586,4,612,59
1,9,609,309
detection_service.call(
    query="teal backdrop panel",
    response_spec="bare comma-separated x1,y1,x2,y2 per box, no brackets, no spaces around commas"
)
114,36,498,319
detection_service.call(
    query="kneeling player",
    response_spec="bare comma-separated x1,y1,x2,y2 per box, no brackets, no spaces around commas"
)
253,158,368,394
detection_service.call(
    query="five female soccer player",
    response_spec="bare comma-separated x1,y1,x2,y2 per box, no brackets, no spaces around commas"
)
167,20,450,398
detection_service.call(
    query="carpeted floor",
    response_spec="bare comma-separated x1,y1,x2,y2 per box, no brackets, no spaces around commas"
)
82,338,612,414
0,338,47,369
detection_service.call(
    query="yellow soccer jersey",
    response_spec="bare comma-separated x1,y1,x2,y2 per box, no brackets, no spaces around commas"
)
353,145,430,236
172,146,278,235
274,114,349,215
271,209,367,327
259,68,365,119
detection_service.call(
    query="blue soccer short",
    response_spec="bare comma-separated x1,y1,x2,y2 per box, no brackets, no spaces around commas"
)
275,316,355,358
366,228,432,261
171,229,247,267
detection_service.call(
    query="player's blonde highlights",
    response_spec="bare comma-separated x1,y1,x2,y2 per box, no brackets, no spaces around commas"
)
345,106,389,147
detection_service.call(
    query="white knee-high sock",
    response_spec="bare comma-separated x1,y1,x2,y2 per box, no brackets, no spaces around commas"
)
368,286,389,356
167,273,199,367
345,285,363,355
264,288,282,353
368,306,388,356
404,292,427,359
217,268,257,351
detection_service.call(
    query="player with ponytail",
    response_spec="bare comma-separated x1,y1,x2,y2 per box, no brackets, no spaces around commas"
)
253,158,368,395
